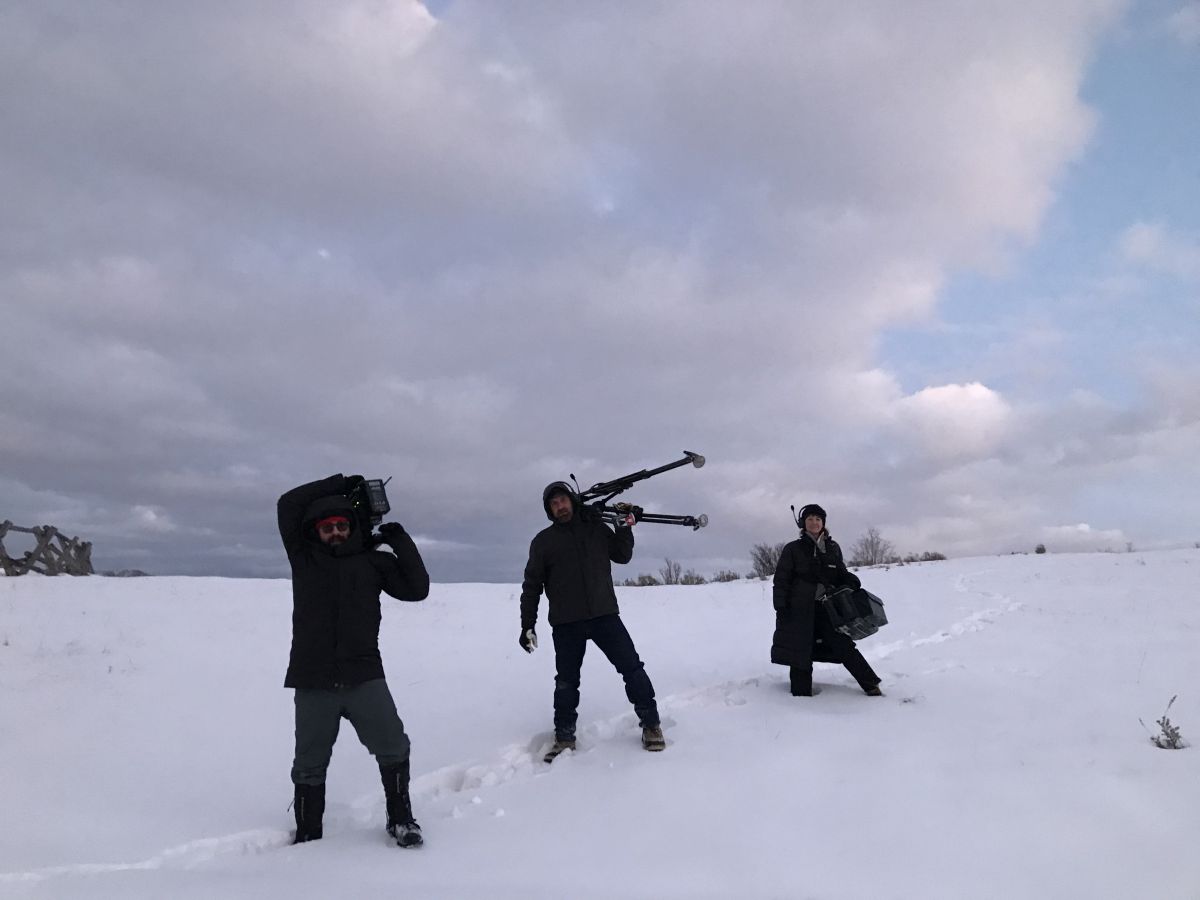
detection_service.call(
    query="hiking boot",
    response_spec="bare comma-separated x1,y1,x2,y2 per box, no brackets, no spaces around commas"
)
641,725,666,752
543,739,576,764
380,760,423,848
387,820,424,849
864,683,883,697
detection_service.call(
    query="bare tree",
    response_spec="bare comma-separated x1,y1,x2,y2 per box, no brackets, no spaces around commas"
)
660,557,682,585
749,542,786,579
848,527,896,567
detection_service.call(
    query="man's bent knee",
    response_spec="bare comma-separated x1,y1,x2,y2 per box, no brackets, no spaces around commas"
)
374,735,411,769
291,764,328,786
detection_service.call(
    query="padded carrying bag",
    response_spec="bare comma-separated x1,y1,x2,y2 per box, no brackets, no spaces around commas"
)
822,587,888,640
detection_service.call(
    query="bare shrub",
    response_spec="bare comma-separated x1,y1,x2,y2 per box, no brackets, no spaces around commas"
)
902,551,947,563
749,542,786,580
848,527,896,567
680,569,707,585
620,573,664,587
711,569,741,582
660,558,682,585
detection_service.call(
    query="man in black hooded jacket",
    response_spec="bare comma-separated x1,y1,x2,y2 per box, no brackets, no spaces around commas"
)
278,473,430,848
519,482,664,762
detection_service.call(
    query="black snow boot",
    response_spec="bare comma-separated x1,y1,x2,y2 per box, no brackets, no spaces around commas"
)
543,738,576,764
380,760,423,848
292,782,325,844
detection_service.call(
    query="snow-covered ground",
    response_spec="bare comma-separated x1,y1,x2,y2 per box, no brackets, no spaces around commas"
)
1,550,1197,899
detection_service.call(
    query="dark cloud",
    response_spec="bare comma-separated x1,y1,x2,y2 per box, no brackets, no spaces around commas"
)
7,0,1188,580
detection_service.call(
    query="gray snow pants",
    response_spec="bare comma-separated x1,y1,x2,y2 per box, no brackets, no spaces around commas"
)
291,677,411,785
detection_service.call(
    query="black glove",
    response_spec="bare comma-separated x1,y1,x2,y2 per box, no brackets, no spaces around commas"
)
377,522,407,548
519,628,537,654
344,474,365,493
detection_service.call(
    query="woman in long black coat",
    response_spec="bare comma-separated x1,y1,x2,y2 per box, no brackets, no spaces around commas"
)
771,504,882,697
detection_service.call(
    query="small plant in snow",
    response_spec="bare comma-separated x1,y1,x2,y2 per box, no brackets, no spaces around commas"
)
1140,696,1187,749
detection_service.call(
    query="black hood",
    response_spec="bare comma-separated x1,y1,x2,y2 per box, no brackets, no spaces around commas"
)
302,494,364,553
542,481,578,522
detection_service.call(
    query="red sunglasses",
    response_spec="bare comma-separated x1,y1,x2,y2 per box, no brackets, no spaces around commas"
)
317,520,351,536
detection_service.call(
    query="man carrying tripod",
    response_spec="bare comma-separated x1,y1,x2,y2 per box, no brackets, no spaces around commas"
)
519,481,666,762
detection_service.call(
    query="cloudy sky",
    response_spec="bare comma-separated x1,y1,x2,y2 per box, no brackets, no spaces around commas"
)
2,0,1197,581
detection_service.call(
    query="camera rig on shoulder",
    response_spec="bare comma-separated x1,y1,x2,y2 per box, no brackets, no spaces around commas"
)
346,476,392,544
571,451,708,530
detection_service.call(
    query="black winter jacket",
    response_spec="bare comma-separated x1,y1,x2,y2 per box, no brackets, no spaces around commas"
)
770,531,861,668
278,475,430,689
519,507,634,631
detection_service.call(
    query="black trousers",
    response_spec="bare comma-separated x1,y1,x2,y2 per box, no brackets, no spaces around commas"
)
790,606,880,695
551,613,659,740
292,677,410,785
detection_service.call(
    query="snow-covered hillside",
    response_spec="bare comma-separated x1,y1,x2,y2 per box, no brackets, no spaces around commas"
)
2,551,1197,899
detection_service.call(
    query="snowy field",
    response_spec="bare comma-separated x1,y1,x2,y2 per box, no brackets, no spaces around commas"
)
1,550,1197,899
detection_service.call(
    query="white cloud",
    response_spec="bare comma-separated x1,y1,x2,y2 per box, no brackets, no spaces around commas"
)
1119,221,1200,280
896,383,1014,461
131,506,176,534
